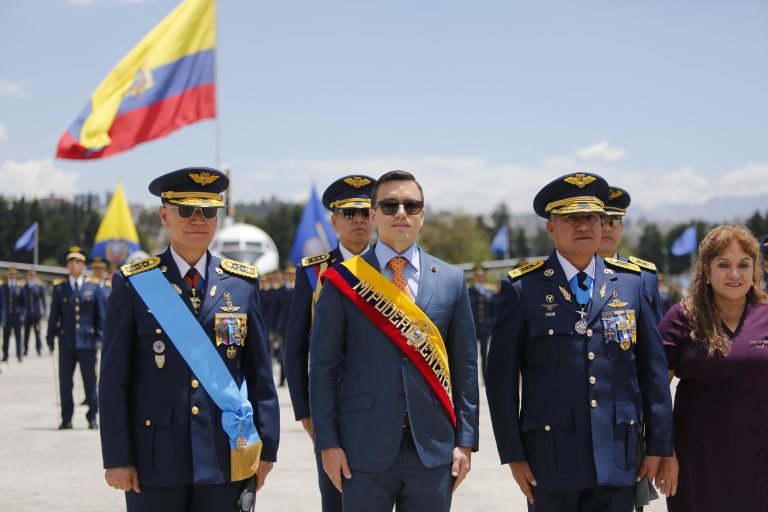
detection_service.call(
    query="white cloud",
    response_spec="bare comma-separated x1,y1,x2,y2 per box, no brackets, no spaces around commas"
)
0,123,7,142
0,80,26,98
714,162,768,197
576,140,626,164
0,159,79,197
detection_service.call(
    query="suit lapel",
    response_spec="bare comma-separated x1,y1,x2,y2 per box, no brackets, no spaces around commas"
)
362,246,381,272
198,253,227,321
416,250,438,311
588,257,613,325
542,252,581,321
159,248,195,313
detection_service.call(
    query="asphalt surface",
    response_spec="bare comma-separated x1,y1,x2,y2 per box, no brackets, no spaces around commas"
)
0,349,669,511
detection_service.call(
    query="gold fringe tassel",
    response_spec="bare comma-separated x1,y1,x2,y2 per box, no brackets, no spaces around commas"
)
230,439,263,482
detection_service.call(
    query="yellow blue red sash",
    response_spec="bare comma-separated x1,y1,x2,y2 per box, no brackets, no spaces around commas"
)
322,256,455,427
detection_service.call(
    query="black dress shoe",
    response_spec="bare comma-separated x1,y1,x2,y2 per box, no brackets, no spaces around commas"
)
58,422,73,430
88,420,99,430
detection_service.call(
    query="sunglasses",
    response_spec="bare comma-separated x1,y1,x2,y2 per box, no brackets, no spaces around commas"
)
602,217,623,228
336,208,370,220
376,200,424,216
170,205,218,220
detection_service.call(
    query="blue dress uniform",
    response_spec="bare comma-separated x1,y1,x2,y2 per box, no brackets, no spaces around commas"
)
98,167,279,512
47,249,104,429
283,174,376,512
23,276,47,356
486,173,672,512
2,270,27,362
468,268,495,383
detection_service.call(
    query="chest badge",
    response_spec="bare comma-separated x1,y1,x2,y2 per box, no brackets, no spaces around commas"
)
209,285,217,297
599,283,606,298
226,345,237,359
559,286,572,302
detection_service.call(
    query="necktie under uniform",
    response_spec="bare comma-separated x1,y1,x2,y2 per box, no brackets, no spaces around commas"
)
569,271,592,306
388,257,414,302
183,268,205,315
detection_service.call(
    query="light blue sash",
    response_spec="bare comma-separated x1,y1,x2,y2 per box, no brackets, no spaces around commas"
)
128,268,261,462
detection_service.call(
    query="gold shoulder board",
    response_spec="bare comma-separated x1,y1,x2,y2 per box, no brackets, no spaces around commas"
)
507,260,545,280
628,256,657,272
221,259,259,279
301,252,330,267
105,281,112,288
85,277,99,284
52,278,65,286
605,257,641,273
121,257,162,277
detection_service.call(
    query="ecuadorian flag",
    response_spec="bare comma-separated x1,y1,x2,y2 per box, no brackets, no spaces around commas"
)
57,0,215,160
92,183,141,266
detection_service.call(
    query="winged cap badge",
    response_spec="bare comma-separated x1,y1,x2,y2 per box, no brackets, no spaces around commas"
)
563,173,597,189
189,171,220,186
343,176,372,189
609,189,624,200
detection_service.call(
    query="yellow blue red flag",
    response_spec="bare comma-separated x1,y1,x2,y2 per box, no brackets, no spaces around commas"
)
57,0,216,159
92,183,141,265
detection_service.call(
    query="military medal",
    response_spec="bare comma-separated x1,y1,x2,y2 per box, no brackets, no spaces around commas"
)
152,341,165,353
155,354,165,368
575,306,588,335
227,346,237,359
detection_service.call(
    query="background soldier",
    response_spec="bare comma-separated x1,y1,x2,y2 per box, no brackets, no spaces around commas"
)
468,264,495,384
23,268,46,357
284,174,376,511
99,167,279,512
47,247,104,430
486,172,672,512
2,267,26,363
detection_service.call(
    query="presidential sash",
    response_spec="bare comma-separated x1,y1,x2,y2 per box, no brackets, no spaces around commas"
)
322,256,456,427
127,267,262,481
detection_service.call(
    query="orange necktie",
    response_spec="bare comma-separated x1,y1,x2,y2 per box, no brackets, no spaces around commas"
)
388,257,414,302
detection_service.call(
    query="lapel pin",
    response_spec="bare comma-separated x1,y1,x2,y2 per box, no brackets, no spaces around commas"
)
599,283,606,298
209,285,217,297
430,266,438,273
544,269,554,277
215,267,224,276
160,266,168,273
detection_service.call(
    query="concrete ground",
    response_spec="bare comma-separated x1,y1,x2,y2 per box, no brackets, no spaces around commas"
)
0,352,669,511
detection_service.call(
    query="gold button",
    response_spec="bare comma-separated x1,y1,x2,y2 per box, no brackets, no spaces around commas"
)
587,352,595,360
589,376,596,385
586,329,593,337
191,406,199,415
191,380,200,389
548,329,554,335
156,328,162,334
145,420,151,427
590,400,598,408
630,420,635,426
75,306,80,312
544,425,551,432
75,323,80,329
75,314,80,320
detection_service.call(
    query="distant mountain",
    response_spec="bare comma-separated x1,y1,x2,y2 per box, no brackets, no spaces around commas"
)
634,195,768,223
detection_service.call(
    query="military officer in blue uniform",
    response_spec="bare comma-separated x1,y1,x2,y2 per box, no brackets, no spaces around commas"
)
47,247,104,429
486,172,672,512
468,264,495,384
2,267,27,362
23,268,46,356
283,174,376,511
98,167,279,512
598,186,665,323
91,256,113,301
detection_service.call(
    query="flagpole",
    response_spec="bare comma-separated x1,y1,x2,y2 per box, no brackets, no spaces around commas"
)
34,221,39,266
214,0,222,170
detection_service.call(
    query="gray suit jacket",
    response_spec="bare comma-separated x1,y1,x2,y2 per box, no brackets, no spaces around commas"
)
309,246,479,472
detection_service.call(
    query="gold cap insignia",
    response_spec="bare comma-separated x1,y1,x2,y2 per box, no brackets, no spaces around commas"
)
189,171,220,186
564,173,597,188
343,176,372,189
609,189,624,200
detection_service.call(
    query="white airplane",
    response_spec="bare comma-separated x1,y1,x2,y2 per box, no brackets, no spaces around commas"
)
210,218,280,274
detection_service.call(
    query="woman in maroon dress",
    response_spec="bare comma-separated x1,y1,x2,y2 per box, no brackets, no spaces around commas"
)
655,225,768,512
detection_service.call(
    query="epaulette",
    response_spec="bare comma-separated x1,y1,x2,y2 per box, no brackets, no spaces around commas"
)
301,252,330,268
628,256,657,273
121,256,162,277
86,277,100,285
507,260,545,280
605,257,641,273
105,281,112,288
52,278,66,286
221,259,259,279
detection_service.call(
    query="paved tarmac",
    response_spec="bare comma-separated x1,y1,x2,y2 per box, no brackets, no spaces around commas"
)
0,351,669,511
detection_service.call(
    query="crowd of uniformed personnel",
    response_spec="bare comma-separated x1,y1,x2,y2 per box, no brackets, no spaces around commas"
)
2,167,767,512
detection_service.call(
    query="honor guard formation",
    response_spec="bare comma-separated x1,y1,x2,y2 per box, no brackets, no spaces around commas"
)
2,167,767,512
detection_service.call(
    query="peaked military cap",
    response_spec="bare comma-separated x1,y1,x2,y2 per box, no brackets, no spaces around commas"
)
149,166,229,208
533,172,609,219
66,245,87,263
321,175,377,211
761,234,768,257
91,256,107,269
604,186,631,217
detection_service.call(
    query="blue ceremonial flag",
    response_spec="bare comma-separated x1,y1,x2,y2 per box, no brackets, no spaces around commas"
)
671,226,697,256
288,185,338,265
14,222,37,252
491,225,509,258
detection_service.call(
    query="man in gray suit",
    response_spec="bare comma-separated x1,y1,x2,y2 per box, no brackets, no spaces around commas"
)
309,170,479,511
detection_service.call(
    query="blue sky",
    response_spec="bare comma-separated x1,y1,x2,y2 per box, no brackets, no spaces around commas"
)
0,0,766,217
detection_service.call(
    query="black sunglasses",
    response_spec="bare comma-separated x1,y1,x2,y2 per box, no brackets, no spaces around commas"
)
171,205,218,220
602,217,623,228
336,208,370,220
376,200,424,216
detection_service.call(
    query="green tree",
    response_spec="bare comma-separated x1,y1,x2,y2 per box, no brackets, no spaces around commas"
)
420,212,493,264
634,223,665,271
530,226,553,257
